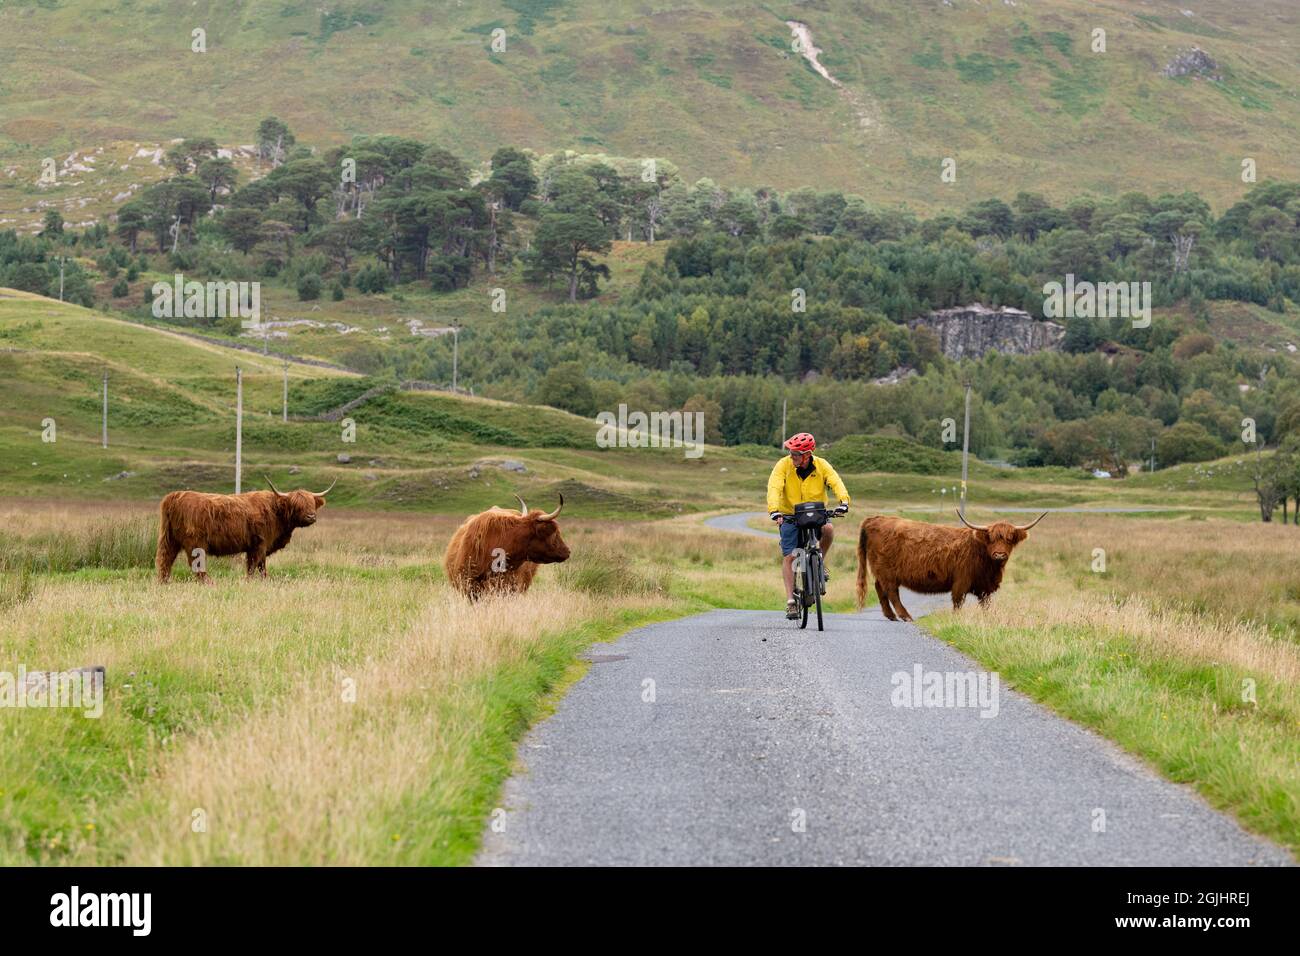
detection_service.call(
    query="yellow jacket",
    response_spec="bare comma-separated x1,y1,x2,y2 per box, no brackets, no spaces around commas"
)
766,455,851,515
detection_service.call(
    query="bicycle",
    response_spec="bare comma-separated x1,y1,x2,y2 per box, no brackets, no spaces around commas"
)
778,501,847,631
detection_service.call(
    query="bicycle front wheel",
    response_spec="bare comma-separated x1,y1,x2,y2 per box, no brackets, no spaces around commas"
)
810,550,825,631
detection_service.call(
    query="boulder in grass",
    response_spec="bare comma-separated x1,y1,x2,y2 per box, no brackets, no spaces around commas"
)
1161,48,1222,81
20,665,105,700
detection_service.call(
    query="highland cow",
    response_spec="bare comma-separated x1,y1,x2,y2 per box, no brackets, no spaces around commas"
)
156,476,335,583
443,495,570,600
855,510,1046,621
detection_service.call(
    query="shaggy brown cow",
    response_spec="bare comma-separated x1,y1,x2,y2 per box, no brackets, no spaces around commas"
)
855,509,1046,621
443,495,570,600
156,476,335,583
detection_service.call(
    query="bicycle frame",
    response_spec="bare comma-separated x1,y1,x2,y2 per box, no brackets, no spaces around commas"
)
789,510,830,630
790,524,823,591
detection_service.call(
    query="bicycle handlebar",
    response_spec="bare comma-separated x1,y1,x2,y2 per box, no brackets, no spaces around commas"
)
772,504,849,520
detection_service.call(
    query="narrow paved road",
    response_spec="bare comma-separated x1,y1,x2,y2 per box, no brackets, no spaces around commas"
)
477,516,1291,866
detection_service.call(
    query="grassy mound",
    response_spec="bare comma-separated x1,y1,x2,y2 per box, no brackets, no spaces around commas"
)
823,433,974,476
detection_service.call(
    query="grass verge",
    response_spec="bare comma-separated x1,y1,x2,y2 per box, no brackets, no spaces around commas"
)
920,515,1300,858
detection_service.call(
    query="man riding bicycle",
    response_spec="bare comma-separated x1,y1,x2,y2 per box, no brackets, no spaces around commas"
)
767,433,850,619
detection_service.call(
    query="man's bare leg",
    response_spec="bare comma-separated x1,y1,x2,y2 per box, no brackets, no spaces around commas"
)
782,553,795,599
820,522,835,560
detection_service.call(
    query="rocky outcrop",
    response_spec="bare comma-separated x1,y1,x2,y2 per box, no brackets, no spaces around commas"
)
1161,48,1222,81
871,367,917,386
909,303,1065,359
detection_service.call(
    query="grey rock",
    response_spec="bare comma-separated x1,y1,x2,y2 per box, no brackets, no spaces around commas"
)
1162,48,1221,81
909,303,1065,360
872,367,919,386
336,453,352,464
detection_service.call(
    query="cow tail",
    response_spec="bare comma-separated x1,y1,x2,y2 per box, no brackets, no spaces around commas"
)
155,495,178,580
855,521,869,611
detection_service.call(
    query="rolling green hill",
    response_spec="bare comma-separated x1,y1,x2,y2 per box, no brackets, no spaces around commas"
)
0,289,777,516
0,289,1270,519
2,0,1298,231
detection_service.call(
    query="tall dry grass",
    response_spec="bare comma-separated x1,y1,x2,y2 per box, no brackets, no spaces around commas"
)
85,589,663,865
0,505,771,865
1007,513,1300,639
972,591,1300,687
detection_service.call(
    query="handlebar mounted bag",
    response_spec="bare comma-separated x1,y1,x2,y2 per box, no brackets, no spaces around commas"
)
793,501,829,528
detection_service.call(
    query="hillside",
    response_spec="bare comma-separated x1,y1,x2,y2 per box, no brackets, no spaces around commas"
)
3,0,1299,231
0,290,1273,518
0,290,774,516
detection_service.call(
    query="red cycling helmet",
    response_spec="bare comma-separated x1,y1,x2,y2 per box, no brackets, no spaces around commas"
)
783,432,816,453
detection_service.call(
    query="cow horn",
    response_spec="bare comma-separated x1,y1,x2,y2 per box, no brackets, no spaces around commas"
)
265,475,287,497
1016,511,1049,532
514,494,529,516
955,509,989,532
540,494,564,521
314,479,337,497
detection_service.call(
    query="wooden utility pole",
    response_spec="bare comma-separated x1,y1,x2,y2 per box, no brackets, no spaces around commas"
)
282,360,288,423
235,366,243,493
960,381,972,520
451,323,461,392
101,371,108,448
780,398,787,447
